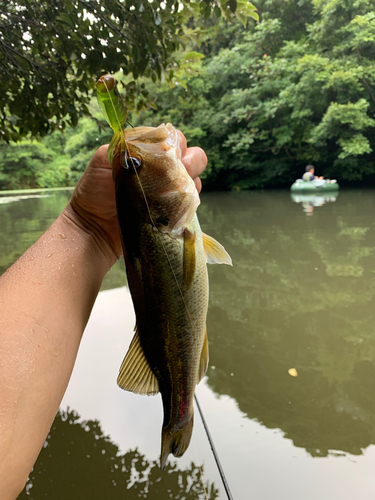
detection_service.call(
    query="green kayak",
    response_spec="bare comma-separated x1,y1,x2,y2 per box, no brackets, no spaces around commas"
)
290,179,339,193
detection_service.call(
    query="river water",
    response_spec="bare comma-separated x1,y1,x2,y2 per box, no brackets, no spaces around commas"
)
2,188,375,499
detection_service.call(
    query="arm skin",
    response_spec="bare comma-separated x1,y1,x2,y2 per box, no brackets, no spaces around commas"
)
0,132,207,500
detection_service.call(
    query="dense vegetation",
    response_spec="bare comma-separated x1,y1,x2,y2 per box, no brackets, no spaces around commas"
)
139,0,375,189
1,0,374,190
0,106,112,189
1,0,256,142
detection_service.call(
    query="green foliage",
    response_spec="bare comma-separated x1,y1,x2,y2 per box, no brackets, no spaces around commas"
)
0,0,257,142
138,0,375,189
0,140,69,190
64,114,113,183
310,99,375,154
0,103,113,190
2,0,375,190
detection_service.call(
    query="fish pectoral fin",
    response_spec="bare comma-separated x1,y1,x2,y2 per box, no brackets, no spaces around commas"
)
117,326,159,396
183,228,196,289
197,328,209,384
202,232,232,266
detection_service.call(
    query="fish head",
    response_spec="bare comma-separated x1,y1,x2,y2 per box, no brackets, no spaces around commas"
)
112,123,200,233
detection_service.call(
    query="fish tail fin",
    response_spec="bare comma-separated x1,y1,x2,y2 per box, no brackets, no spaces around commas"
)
160,411,194,470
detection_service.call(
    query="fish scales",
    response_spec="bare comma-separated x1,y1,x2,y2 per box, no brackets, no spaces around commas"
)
138,216,209,428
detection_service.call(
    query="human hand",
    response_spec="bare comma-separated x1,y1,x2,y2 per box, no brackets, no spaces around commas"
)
66,130,207,265
176,130,207,194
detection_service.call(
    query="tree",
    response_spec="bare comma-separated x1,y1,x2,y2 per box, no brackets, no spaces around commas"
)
137,0,375,188
19,409,218,499
0,0,257,142
0,140,70,189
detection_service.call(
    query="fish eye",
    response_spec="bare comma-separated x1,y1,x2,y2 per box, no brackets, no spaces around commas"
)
128,157,141,169
121,155,141,170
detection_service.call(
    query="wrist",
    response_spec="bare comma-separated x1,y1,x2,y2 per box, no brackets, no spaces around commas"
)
61,202,119,273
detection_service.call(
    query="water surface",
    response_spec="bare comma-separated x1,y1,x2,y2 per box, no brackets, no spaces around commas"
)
2,189,375,499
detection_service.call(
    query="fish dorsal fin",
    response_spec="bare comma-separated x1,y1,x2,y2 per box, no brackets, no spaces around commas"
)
202,233,233,266
117,326,159,395
197,328,209,384
183,228,196,289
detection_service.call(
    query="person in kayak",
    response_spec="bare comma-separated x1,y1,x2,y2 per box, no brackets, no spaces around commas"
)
302,165,324,182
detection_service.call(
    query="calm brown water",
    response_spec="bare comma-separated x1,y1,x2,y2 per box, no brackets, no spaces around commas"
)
2,188,375,499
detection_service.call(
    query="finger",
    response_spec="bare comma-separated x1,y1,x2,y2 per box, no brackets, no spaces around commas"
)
194,177,202,194
88,144,111,170
177,130,187,158
182,147,207,179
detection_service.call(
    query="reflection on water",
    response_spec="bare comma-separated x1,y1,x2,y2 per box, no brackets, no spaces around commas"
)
199,190,375,458
4,188,375,498
291,192,339,216
18,409,217,500
0,190,70,276
0,189,126,290
0,194,52,205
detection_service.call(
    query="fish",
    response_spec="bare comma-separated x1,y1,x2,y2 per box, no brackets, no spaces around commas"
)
96,74,232,469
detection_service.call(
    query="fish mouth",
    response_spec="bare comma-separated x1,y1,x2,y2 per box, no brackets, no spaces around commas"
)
125,123,178,146
164,124,180,155
124,124,180,159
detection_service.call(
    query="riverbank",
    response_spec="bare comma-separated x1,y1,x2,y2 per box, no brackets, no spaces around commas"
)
0,186,74,196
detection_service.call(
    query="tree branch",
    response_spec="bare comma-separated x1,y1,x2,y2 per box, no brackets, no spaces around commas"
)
76,0,129,40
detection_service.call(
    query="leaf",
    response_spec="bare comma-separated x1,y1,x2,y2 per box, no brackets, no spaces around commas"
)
214,5,221,18
227,0,237,14
55,13,75,29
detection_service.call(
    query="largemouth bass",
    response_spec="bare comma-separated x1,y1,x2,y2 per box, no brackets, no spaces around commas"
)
96,74,232,469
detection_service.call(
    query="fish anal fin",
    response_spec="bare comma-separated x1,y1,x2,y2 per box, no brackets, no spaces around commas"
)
202,233,232,266
183,228,196,289
197,328,209,384
117,326,159,396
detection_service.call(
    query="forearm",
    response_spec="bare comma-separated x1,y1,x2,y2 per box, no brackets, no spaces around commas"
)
0,204,116,499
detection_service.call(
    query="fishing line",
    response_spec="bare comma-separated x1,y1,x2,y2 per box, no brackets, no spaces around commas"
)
194,394,234,500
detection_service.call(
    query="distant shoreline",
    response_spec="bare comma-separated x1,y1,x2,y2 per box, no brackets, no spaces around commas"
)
0,187,74,196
